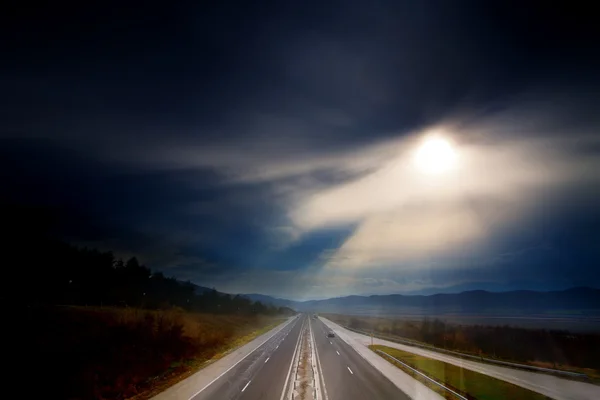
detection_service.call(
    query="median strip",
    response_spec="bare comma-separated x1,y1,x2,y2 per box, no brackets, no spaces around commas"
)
291,319,317,400
310,318,329,400
371,345,552,400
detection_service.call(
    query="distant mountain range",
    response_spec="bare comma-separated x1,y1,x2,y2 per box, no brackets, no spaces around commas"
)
241,293,298,308
399,282,572,296
241,287,600,316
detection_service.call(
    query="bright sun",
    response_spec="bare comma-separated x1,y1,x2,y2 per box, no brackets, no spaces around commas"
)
414,135,457,174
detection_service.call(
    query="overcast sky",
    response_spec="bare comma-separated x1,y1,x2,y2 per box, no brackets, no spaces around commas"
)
2,1,599,299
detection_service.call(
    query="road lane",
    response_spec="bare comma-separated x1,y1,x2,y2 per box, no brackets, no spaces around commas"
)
238,315,305,400
192,315,305,400
311,317,411,400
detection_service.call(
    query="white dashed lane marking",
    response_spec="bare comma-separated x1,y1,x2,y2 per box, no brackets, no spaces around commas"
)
265,357,270,363
242,381,251,392
347,366,353,375
336,351,340,356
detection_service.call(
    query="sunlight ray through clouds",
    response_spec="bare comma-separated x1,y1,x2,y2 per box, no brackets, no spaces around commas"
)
281,119,600,271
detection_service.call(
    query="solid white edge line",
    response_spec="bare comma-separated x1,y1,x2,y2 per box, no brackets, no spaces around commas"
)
265,357,270,363
187,316,296,400
375,350,468,400
347,366,353,375
279,316,306,400
241,380,251,392
312,318,329,400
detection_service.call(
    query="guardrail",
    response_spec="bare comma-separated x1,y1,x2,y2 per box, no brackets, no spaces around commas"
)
340,324,588,379
375,349,468,400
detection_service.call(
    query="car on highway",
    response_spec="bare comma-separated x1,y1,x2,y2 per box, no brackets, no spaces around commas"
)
327,331,335,337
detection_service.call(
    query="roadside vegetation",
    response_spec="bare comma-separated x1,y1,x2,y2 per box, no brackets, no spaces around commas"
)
371,345,552,400
325,314,600,381
22,306,284,399
8,206,294,399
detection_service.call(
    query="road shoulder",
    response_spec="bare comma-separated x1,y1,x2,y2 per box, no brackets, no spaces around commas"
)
320,317,443,400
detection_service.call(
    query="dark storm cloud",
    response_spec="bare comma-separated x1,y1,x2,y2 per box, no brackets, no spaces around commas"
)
1,1,599,296
5,1,595,146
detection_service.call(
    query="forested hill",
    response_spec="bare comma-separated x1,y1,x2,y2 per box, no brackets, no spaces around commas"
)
6,203,292,315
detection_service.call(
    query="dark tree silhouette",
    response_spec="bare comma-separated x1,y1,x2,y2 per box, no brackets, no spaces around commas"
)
4,202,291,316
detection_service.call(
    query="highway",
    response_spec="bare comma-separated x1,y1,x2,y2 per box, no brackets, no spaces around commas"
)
320,317,600,400
176,313,411,400
191,314,304,400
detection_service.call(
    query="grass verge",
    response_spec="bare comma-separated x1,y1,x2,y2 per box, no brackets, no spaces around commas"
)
370,345,552,400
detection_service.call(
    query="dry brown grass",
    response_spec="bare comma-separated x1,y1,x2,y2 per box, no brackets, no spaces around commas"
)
21,306,284,399
298,326,310,400
528,361,600,382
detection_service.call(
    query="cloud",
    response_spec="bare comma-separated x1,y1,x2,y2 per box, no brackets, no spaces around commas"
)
2,1,599,300
74,95,598,280
8,87,598,292
325,206,486,268
268,106,600,271
266,225,303,250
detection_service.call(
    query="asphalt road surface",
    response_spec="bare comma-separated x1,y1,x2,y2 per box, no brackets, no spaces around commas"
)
191,314,305,400
310,317,411,400
190,314,410,400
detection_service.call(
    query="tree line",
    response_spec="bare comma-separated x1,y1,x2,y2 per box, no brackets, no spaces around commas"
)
345,315,599,370
13,232,292,315
26,241,293,314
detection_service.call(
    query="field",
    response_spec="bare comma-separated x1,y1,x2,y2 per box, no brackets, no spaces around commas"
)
324,313,600,381
362,312,600,332
371,345,552,400
20,306,284,399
